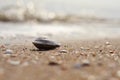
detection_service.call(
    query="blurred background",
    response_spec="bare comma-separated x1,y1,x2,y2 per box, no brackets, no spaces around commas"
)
0,0,120,40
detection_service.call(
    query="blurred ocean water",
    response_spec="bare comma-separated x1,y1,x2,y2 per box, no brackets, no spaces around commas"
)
0,0,120,40
0,0,120,19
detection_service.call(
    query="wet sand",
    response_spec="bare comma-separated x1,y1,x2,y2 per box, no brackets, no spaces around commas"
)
0,38,120,80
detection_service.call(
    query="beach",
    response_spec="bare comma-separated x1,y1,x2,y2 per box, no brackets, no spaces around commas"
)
0,0,120,80
0,38,120,80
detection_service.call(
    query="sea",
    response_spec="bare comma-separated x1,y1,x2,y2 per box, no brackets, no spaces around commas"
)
0,0,120,42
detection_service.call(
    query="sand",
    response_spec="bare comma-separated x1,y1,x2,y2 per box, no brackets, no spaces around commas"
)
0,38,120,80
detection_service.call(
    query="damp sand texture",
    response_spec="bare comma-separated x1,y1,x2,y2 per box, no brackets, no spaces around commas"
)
0,39,120,80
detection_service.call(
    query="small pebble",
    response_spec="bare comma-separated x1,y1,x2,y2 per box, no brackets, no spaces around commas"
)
5,49,13,54
48,61,60,66
49,56,56,61
59,50,67,53
74,60,90,69
105,41,110,45
92,53,96,57
80,47,84,50
99,50,102,52
73,61,90,69
109,50,114,54
81,60,90,67
81,63,90,67
80,47,90,50
7,60,20,65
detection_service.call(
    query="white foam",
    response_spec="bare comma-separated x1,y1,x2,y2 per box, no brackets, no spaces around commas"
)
0,22,120,40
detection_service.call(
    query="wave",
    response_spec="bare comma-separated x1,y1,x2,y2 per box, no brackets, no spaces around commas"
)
0,5,118,24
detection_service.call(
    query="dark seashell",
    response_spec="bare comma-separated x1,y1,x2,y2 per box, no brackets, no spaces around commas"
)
32,38,60,50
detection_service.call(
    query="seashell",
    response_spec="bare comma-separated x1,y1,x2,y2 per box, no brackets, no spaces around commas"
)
59,50,67,53
32,37,60,50
5,49,13,54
